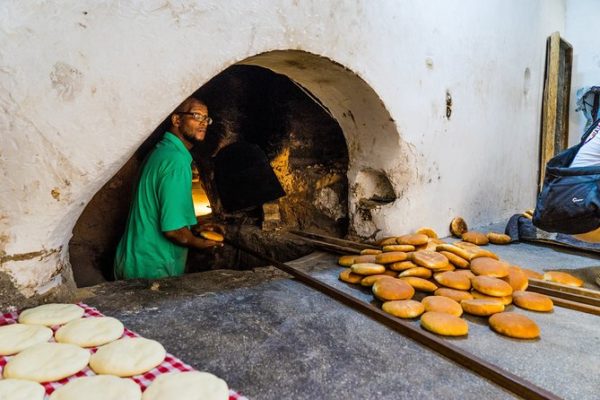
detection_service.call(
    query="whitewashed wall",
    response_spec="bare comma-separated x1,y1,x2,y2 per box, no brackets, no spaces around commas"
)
0,0,564,302
566,0,600,142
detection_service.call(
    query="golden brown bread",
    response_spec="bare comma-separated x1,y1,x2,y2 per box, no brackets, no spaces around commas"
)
462,231,489,246
433,271,471,290
471,276,513,297
543,271,584,287
421,296,463,317
199,231,224,242
420,312,468,336
434,288,474,302
360,274,392,287
388,261,419,271
489,312,540,339
411,251,450,270
460,299,505,316
449,217,468,238
397,234,429,246
378,237,399,246
382,300,425,318
454,270,476,280
337,255,356,267
372,278,415,301
415,227,438,239
501,266,529,291
339,269,363,284
351,263,386,275
521,268,543,280
438,251,470,269
470,290,513,305
375,252,408,264
399,277,438,292
352,255,378,264
360,249,382,255
398,267,432,279
487,232,512,245
512,291,553,312
453,242,499,260
382,244,415,252
469,257,510,278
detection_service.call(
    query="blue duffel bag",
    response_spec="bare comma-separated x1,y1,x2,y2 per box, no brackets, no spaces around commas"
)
533,119,600,234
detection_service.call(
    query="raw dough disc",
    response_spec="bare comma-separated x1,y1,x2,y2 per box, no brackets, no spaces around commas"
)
3,343,90,382
55,317,124,347
142,371,228,400
0,323,53,355
0,378,45,400
18,304,84,326
89,338,166,377
49,375,142,400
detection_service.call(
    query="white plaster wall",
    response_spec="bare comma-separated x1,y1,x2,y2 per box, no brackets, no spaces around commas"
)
565,0,600,142
0,0,564,297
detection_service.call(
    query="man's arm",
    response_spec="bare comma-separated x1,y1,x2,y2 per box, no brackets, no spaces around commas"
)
163,227,223,249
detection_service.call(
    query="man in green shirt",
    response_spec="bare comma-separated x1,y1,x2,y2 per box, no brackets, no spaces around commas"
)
114,97,222,280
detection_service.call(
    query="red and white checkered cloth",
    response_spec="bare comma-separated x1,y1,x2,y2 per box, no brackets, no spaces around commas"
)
0,303,247,400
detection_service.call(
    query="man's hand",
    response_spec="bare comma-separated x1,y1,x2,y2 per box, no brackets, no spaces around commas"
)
194,216,226,236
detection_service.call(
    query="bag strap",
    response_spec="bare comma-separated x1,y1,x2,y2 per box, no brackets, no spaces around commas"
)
580,118,600,143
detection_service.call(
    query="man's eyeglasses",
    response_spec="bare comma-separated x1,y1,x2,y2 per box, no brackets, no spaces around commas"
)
177,112,213,125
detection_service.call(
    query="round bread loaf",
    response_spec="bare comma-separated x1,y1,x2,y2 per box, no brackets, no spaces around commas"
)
449,217,468,238
512,291,553,312
462,231,489,245
397,234,429,246
502,266,529,291
460,299,505,316
420,238,445,252
438,251,470,268
0,379,45,400
389,260,419,271
522,268,543,280
351,263,386,275
18,304,84,326
489,312,540,339
454,270,476,280
487,232,511,245
415,227,438,239
375,252,408,264
352,255,378,264
422,296,463,317
382,300,425,318
434,271,471,290
50,375,142,400
360,274,392,287
199,231,224,242
142,371,228,400
399,277,438,292
360,249,382,255
337,255,356,267
339,269,363,284
471,276,513,297
89,338,166,377
382,270,399,277
411,251,450,270
0,323,53,356
55,317,124,348
434,288,474,303
436,244,472,261
378,237,399,246
470,257,510,278
543,271,584,287
383,244,415,252
453,242,499,260
372,278,415,301
434,264,455,272
398,267,432,279
420,312,468,336
470,290,512,305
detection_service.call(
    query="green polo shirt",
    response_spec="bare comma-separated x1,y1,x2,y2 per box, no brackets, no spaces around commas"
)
114,132,197,279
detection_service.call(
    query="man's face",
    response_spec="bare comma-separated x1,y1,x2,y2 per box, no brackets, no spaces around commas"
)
178,102,210,142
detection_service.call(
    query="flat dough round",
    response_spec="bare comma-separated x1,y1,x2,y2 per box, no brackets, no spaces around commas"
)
89,338,166,377
0,378,45,400
18,304,84,326
49,375,142,400
142,371,228,400
55,317,124,348
0,323,53,355
3,343,90,382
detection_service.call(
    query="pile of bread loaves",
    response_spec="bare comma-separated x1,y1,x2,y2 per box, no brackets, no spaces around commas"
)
0,303,228,400
338,220,584,339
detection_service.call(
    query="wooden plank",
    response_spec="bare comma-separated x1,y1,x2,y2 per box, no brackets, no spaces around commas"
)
289,230,378,250
546,295,600,316
529,278,600,300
